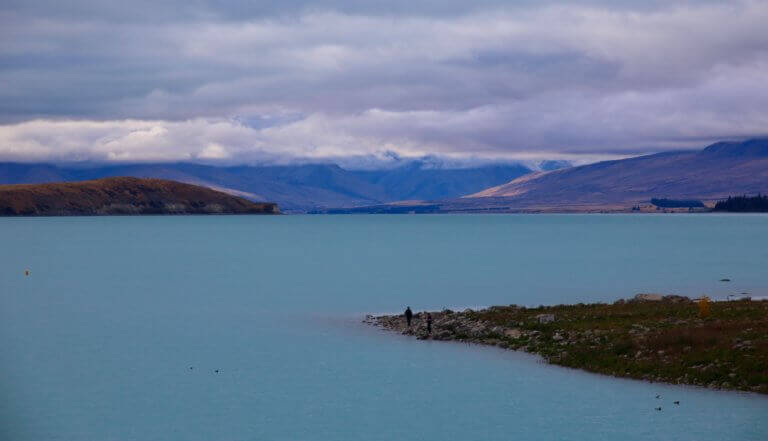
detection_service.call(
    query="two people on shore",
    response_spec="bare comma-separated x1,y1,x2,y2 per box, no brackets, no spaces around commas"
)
404,307,432,334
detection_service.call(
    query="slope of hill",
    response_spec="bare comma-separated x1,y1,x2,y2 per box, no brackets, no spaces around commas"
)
0,161,538,212
460,139,768,211
350,161,533,201
0,177,279,216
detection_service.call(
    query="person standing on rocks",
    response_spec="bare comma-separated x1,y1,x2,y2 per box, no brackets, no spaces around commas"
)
426,313,433,335
404,307,413,327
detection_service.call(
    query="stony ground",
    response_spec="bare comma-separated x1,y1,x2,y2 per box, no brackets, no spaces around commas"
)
365,296,768,394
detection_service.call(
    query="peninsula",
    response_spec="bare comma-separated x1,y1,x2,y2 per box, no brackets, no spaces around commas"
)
0,177,279,215
366,295,768,394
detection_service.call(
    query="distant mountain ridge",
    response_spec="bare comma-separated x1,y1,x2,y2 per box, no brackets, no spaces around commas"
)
0,160,544,212
0,177,279,216
350,160,534,201
324,138,768,213
699,139,768,158
458,138,768,211
5,139,765,214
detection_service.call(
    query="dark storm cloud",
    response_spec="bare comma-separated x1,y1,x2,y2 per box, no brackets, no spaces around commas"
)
1,0,767,163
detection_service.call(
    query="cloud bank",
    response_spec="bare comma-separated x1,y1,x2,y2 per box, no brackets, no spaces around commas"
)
1,0,767,164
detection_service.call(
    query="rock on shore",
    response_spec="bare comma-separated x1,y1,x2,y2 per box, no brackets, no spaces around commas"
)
364,309,509,343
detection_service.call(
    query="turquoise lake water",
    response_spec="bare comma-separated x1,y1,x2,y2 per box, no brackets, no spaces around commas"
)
1,214,767,440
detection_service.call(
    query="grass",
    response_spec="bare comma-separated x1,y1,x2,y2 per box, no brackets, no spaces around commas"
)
460,298,768,393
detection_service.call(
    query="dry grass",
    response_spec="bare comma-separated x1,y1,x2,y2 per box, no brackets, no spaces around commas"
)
0,177,279,215
466,298,768,393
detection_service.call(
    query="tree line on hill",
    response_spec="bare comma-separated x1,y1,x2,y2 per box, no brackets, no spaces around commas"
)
713,194,768,212
650,198,705,208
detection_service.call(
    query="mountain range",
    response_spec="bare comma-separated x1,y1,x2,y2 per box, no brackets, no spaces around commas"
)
434,138,768,212
322,138,768,213
0,160,539,212
2,139,766,213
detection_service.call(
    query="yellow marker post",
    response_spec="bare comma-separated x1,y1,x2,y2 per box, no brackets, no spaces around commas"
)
698,296,710,318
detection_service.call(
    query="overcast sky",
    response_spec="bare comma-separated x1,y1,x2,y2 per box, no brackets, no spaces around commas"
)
1,0,767,165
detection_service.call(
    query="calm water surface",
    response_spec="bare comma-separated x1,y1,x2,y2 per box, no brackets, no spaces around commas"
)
1,214,767,440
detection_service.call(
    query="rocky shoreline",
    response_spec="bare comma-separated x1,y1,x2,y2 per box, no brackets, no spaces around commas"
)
365,295,768,394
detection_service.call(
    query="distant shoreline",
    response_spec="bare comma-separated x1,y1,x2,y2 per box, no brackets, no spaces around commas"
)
366,296,768,394
314,209,768,215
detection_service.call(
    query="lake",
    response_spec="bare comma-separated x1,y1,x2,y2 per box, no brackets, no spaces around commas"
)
1,214,767,440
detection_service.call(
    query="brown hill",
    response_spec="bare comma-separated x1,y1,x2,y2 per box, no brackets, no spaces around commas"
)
0,177,279,216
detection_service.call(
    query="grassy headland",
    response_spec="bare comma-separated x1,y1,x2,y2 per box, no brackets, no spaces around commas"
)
0,177,279,215
366,295,768,394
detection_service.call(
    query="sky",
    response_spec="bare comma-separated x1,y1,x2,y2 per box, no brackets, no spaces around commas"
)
1,0,767,166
